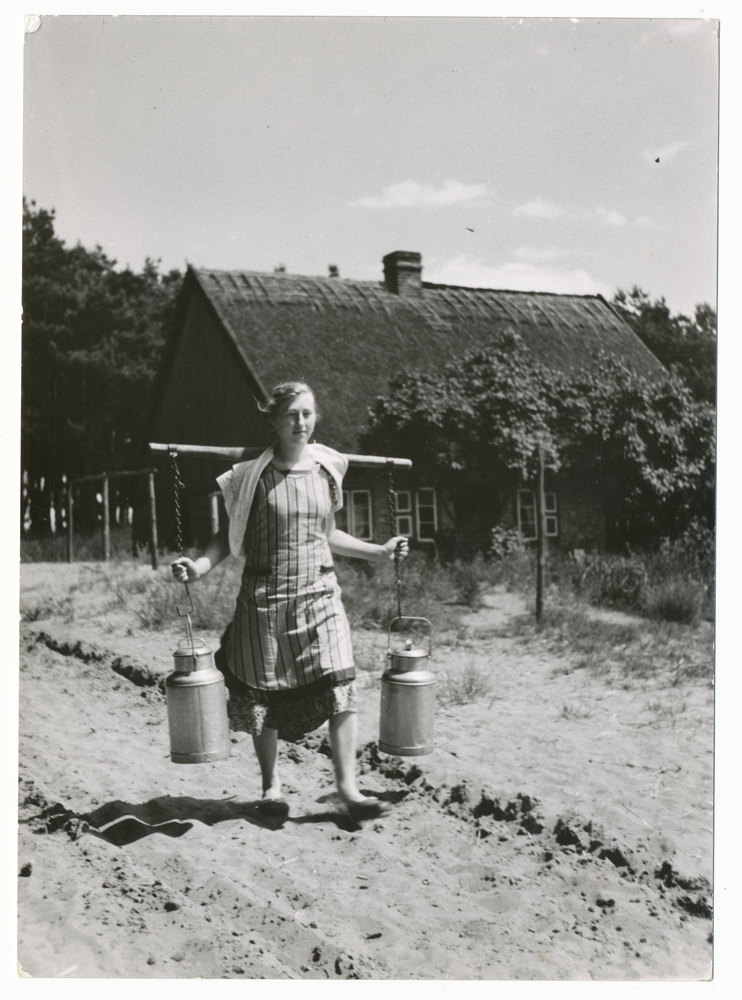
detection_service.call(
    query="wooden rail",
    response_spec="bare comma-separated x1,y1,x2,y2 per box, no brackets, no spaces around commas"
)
67,468,159,568
149,442,413,470
70,467,157,485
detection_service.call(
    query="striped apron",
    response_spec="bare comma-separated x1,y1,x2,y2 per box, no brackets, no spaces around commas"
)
226,462,355,700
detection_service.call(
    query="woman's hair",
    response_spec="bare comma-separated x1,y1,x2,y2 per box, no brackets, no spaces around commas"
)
258,381,317,419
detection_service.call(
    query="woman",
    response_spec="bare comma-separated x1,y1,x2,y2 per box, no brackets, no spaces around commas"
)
171,382,409,821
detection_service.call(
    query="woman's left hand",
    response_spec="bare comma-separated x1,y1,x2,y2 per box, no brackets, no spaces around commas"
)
382,536,410,561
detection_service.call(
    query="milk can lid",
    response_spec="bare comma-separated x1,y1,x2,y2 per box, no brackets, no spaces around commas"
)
391,639,429,658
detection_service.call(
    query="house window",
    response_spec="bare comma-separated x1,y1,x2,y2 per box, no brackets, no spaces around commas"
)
393,488,438,541
544,493,558,537
517,490,558,540
337,490,373,540
395,490,414,537
416,488,438,541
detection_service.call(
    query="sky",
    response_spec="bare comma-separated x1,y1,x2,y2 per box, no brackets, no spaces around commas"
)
22,13,719,317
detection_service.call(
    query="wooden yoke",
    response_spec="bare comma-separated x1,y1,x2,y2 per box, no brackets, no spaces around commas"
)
149,442,412,470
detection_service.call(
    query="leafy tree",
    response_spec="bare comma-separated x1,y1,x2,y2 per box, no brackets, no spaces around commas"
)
362,330,567,478
362,333,715,553
560,357,715,548
21,199,181,538
610,287,716,404
361,333,570,554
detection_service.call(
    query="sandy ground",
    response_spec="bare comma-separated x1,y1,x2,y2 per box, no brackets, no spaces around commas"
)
17,562,714,981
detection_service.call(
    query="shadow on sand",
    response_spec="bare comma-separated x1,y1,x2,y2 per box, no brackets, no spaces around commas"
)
21,792,389,845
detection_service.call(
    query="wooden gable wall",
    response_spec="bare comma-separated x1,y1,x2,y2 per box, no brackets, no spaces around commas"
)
149,283,267,497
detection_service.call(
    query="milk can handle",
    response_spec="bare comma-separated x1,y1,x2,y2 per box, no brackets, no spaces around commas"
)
177,636,206,650
387,616,432,658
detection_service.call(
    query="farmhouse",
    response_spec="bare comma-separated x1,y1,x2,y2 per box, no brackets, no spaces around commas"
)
144,250,665,555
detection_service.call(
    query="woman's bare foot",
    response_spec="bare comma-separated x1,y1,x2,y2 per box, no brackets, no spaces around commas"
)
256,786,289,817
261,782,283,801
255,783,289,817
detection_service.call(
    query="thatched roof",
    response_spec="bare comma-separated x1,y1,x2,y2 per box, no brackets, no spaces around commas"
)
178,261,665,453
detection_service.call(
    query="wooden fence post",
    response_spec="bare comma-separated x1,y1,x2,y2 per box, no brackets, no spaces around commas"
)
67,485,74,563
536,445,546,622
148,472,158,570
102,475,111,562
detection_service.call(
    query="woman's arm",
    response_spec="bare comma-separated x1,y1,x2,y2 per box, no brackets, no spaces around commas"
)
329,527,409,563
171,523,231,583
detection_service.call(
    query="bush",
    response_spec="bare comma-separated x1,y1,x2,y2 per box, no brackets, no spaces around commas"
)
567,524,713,624
644,520,715,621
334,551,485,632
572,554,648,612
498,548,536,594
489,526,526,560
644,577,705,626
448,556,499,609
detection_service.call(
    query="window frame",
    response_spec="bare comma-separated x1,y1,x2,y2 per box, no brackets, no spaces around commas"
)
391,487,439,541
339,488,374,541
517,489,558,540
392,489,412,537
415,487,438,542
396,490,412,513
395,514,415,537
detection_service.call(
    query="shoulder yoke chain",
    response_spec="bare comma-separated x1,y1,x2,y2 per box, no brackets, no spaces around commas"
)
387,464,402,619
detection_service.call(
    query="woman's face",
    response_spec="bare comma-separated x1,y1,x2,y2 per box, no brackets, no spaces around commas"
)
273,391,317,451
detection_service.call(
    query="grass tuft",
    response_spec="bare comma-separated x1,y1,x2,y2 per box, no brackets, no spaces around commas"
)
19,594,75,623
334,553,474,633
132,558,240,633
437,662,494,706
644,577,705,626
508,602,713,685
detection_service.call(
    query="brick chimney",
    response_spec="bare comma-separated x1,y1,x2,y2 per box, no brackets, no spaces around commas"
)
383,250,422,297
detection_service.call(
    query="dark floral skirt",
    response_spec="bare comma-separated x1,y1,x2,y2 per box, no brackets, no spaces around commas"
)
226,679,358,742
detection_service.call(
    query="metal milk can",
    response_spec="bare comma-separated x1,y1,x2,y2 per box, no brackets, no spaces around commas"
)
379,616,435,757
166,632,231,764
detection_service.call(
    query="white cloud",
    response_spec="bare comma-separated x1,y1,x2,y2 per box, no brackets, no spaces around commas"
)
514,246,568,263
424,255,613,298
514,200,643,229
352,179,490,209
634,215,653,227
512,199,567,220
595,206,628,227
643,141,689,164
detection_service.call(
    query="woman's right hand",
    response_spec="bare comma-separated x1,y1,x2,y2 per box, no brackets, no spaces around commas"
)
171,557,200,584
